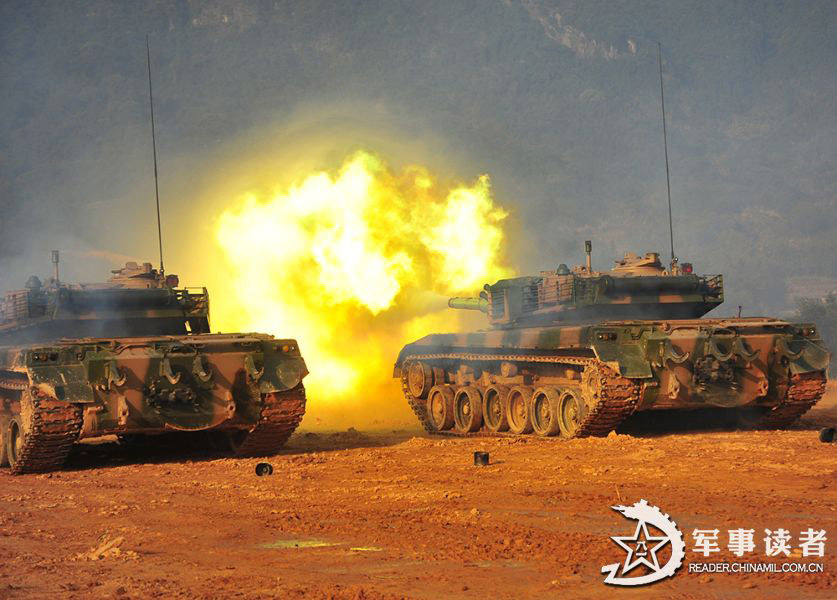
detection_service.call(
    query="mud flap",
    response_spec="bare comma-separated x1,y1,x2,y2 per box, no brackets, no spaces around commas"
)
592,343,653,378
28,365,96,403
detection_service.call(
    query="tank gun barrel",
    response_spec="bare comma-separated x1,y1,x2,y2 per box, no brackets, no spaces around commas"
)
448,297,489,313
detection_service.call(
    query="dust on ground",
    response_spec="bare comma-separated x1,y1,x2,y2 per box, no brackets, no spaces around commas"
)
1,386,835,599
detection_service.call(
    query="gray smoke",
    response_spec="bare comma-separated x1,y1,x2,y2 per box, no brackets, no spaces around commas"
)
1,0,835,317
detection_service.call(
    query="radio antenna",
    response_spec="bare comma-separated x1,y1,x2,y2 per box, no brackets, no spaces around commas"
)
146,34,165,276
657,42,676,270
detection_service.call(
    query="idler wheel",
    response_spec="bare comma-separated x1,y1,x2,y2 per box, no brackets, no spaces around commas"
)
531,387,561,437
506,386,534,434
406,360,434,399
557,390,584,438
453,386,483,433
482,385,510,432
426,385,455,432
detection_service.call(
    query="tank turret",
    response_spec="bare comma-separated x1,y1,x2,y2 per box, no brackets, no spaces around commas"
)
0,259,208,343
448,244,723,328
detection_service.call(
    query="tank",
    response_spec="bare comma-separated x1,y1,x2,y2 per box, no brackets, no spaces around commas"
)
0,254,308,474
394,244,830,437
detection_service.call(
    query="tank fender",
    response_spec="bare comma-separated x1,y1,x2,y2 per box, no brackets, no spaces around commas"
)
27,365,96,403
590,341,653,379
393,337,454,377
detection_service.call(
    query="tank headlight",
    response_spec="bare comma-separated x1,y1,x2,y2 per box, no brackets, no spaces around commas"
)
596,331,617,341
276,359,303,389
797,326,817,337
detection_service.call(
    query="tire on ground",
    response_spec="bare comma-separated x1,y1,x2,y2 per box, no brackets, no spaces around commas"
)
530,387,561,437
0,418,8,467
6,415,26,472
453,386,483,433
557,389,584,438
406,360,434,399
426,385,455,432
482,385,510,432
506,386,534,434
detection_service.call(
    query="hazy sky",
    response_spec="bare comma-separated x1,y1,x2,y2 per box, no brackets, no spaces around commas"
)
1,0,835,314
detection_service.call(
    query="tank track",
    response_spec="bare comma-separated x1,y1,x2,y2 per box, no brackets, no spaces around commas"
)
233,384,307,456
9,387,83,475
575,364,642,437
757,371,827,429
402,374,434,434
401,354,640,438
0,374,28,391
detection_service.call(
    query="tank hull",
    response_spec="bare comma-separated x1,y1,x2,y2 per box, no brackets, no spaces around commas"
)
0,333,308,474
394,317,829,437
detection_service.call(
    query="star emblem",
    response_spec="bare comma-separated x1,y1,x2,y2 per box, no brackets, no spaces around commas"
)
611,520,670,575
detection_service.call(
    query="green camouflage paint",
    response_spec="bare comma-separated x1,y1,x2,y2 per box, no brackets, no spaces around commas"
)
395,251,829,437
0,261,308,474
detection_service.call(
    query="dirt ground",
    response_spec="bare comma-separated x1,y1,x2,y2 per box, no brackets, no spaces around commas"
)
2,386,836,599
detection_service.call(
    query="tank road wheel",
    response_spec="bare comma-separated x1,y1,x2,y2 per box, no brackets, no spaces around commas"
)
735,406,768,430
530,387,561,437
222,429,250,454
506,386,534,435
482,385,510,433
557,390,584,438
453,386,483,433
406,361,434,399
7,390,34,473
0,418,8,467
426,385,455,432
6,416,26,470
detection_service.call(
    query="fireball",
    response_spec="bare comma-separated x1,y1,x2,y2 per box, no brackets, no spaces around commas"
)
212,150,511,428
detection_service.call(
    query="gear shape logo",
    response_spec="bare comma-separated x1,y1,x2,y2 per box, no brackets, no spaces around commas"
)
602,499,686,586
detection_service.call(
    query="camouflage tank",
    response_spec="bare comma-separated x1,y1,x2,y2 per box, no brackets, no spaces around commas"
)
0,253,307,474
394,244,830,437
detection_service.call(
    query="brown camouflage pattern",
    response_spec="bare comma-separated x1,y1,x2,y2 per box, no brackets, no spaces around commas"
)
0,263,308,474
394,252,830,438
